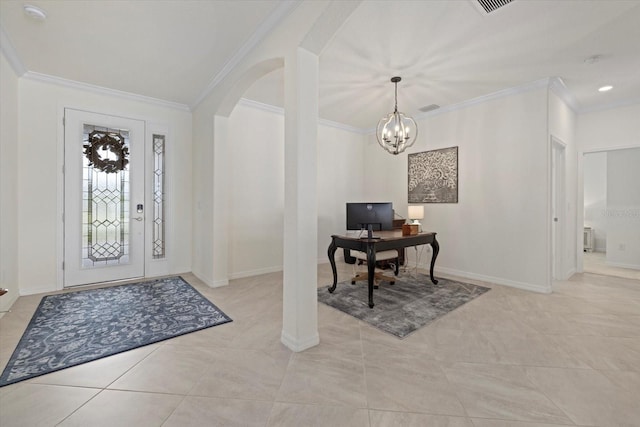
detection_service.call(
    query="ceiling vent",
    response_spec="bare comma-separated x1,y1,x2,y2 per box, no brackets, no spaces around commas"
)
476,0,514,14
419,104,440,113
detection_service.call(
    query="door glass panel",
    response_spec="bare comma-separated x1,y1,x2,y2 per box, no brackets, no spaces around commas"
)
81,124,130,268
152,134,166,259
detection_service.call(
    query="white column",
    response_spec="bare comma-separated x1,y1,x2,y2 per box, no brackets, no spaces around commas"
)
281,47,319,352
191,111,213,286
212,115,229,287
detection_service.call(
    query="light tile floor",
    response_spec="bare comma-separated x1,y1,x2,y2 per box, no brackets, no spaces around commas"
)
1,264,639,426
583,251,640,281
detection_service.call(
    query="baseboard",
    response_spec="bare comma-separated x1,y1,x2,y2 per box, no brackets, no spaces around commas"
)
191,268,214,287
606,261,640,270
281,330,320,352
177,269,227,288
209,278,230,287
19,283,58,296
319,255,347,265
425,264,552,294
0,293,19,316
222,259,338,282
229,265,282,280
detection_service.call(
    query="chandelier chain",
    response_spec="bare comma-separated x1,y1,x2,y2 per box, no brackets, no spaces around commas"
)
394,80,398,112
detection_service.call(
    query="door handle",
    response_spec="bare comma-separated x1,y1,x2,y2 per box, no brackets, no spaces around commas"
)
133,217,143,222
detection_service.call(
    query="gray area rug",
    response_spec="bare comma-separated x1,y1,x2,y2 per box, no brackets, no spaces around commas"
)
0,276,232,387
318,274,490,338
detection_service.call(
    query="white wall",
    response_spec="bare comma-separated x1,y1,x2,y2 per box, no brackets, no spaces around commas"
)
190,1,330,287
583,152,607,251
363,87,551,292
0,51,19,311
605,147,640,269
225,86,578,292
17,78,193,295
227,104,284,277
226,102,365,278
577,104,640,152
317,123,366,258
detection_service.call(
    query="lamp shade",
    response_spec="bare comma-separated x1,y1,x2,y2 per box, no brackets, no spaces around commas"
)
408,205,424,220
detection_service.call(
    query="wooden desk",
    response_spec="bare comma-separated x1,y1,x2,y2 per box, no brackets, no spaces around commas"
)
327,231,439,308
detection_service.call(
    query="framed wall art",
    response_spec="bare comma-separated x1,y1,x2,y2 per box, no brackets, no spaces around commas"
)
408,146,458,203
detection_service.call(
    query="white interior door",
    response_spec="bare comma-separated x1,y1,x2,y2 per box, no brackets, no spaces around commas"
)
551,137,566,281
64,109,145,287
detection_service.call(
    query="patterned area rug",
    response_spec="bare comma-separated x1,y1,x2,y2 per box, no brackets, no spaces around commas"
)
318,274,489,338
0,276,231,387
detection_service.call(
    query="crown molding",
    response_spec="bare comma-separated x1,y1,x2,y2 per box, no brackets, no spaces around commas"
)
237,97,367,135
417,78,553,120
577,97,640,114
1,23,188,111
549,76,640,114
548,76,578,112
238,97,284,115
319,116,368,135
23,71,190,111
0,25,27,76
362,77,571,134
190,1,300,110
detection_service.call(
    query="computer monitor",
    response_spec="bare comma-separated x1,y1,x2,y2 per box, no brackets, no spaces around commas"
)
346,202,394,239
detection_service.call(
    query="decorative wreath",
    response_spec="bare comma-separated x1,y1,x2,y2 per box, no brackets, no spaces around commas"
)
83,131,130,173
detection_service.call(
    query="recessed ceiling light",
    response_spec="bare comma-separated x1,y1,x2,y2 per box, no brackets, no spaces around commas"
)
23,4,47,20
598,85,613,92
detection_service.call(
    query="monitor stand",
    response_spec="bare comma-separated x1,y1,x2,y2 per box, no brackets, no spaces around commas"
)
359,224,380,239
366,224,381,239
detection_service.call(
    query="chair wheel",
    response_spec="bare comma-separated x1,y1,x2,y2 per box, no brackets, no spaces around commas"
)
374,285,379,289
351,281,356,284
390,281,395,285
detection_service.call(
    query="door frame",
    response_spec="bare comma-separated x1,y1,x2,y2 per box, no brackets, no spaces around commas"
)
55,105,172,291
577,142,640,273
550,136,567,282
63,108,146,287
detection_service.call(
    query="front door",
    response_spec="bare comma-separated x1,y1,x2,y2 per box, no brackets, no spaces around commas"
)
64,109,145,287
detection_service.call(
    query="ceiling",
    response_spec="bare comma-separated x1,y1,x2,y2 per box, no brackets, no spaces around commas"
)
0,0,284,105
2,0,640,130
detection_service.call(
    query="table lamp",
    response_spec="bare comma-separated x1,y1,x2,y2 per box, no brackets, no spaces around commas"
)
408,205,424,231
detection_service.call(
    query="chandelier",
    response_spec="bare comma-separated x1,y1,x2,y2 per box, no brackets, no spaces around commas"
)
376,76,418,155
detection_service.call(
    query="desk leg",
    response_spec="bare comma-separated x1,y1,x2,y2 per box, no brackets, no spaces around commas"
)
430,238,439,285
367,245,376,308
394,249,400,277
328,240,338,293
